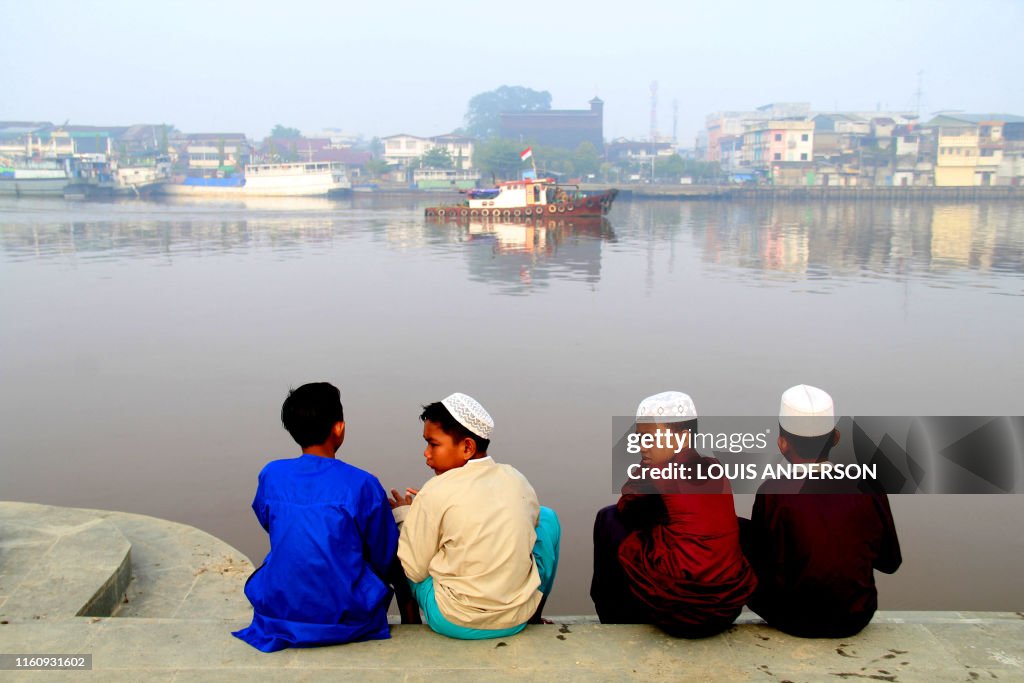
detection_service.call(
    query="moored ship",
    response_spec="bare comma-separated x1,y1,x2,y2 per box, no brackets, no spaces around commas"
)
0,160,72,197
425,177,617,220
157,161,351,198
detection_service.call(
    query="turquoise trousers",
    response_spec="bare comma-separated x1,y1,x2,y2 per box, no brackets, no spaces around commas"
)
410,506,560,640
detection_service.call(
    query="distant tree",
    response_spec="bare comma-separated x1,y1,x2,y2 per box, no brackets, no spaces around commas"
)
534,145,575,177
369,136,384,157
159,124,170,154
270,124,302,139
655,154,687,180
473,138,526,180
419,147,454,169
573,141,601,178
364,158,391,178
464,86,552,140
653,155,722,182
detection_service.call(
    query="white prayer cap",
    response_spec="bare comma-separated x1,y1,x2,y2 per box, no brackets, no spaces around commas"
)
779,384,835,437
636,391,697,423
441,392,494,440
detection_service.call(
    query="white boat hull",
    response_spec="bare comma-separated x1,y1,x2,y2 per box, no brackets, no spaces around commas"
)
0,177,70,196
157,181,348,197
156,162,351,198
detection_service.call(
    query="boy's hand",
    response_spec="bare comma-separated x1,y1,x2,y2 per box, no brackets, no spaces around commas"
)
389,488,418,509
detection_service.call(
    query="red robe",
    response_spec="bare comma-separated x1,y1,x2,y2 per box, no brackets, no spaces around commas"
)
616,449,757,629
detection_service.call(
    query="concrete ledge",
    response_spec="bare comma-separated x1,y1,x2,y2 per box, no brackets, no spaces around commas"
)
0,617,1022,680
2,503,1021,680
0,502,253,621
0,504,131,619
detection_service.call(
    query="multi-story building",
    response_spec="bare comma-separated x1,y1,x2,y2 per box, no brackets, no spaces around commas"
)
741,120,815,185
170,133,250,171
430,134,475,170
705,103,810,162
381,133,476,170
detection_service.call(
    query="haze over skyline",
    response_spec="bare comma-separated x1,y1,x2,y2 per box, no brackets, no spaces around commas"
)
2,0,1022,145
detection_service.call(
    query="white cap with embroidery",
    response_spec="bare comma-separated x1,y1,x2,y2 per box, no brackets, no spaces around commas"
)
636,391,698,423
441,392,494,440
779,384,835,437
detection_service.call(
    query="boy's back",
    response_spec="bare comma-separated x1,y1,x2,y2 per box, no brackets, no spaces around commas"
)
745,384,901,638
397,457,542,629
748,482,901,638
233,382,399,652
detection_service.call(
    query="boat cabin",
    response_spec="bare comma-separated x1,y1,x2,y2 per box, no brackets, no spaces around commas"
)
465,178,577,210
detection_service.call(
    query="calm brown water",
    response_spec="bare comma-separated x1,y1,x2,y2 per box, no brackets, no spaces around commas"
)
2,195,1023,614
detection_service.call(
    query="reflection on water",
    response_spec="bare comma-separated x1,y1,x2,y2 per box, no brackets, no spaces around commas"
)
2,196,1023,615
4,199,1023,294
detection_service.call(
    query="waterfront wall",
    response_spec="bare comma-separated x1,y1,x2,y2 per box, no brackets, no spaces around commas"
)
580,183,1024,201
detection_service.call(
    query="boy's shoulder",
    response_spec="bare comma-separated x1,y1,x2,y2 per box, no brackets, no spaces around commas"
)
258,455,385,492
424,459,536,499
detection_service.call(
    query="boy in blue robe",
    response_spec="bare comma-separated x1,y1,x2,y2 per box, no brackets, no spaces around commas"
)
233,382,399,652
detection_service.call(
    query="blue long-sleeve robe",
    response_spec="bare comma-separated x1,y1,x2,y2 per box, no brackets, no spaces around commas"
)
233,454,399,652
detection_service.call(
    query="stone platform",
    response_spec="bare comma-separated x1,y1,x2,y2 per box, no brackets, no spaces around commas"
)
1,502,1022,681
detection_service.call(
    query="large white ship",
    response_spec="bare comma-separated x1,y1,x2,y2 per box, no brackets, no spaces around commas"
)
157,161,351,198
0,160,72,196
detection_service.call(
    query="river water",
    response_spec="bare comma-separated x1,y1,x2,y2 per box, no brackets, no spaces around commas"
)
2,195,1022,615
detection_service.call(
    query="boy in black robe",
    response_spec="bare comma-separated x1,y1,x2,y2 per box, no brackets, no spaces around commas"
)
742,384,901,638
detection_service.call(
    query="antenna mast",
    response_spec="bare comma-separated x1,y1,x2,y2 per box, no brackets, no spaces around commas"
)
649,81,659,142
672,99,678,145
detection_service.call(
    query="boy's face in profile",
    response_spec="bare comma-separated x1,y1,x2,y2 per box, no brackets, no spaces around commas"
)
422,420,470,475
635,422,678,468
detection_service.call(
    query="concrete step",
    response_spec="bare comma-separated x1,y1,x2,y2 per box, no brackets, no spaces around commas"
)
0,502,253,622
0,503,131,619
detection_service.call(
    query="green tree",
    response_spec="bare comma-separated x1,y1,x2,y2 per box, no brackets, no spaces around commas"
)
655,154,687,180
270,124,302,139
473,138,526,180
573,141,601,178
364,159,390,178
419,147,454,169
464,86,552,140
159,124,170,154
534,145,575,177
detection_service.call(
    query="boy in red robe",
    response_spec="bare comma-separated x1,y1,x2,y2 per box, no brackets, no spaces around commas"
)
591,391,757,638
742,384,902,638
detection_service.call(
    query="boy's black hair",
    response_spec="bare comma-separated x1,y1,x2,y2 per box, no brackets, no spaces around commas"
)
779,425,836,462
281,382,345,448
420,401,490,453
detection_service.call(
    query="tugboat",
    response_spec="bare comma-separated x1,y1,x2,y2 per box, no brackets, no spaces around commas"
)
425,176,617,221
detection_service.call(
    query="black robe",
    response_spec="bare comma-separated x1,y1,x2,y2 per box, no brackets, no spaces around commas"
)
742,478,901,638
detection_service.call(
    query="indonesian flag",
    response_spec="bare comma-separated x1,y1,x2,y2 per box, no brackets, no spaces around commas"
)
520,147,533,162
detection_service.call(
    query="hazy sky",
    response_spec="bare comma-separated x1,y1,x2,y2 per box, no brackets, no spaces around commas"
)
2,0,1022,144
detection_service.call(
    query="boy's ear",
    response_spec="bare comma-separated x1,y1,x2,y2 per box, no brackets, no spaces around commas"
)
777,435,790,455
334,421,346,445
460,436,476,461
831,429,840,447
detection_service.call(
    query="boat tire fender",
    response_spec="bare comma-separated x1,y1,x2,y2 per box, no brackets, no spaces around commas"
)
548,205,556,213
482,209,489,216
514,209,521,217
